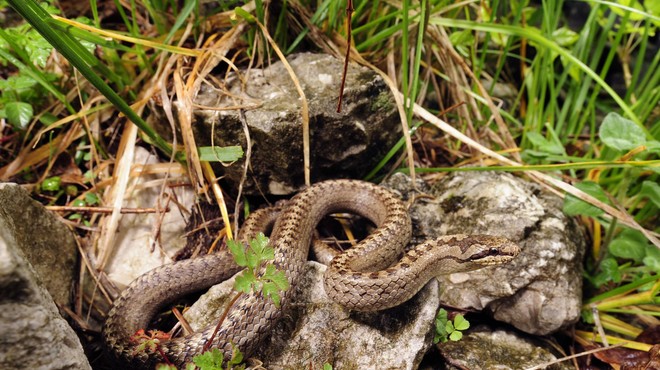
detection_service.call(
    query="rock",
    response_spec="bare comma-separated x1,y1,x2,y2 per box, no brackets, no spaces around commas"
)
433,326,572,370
101,147,196,289
0,185,91,370
0,183,77,307
383,172,586,335
183,52,401,195
186,262,438,370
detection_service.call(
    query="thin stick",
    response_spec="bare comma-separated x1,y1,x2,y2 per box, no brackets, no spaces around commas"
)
46,205,169,214
171,307,194,335
203,292,244,353
337,0,354,113
524,343,625,370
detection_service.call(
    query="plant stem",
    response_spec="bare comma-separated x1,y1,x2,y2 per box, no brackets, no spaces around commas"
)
203,292,244,353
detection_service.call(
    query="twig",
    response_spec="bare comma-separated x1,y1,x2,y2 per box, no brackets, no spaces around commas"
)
203,292,244,353
46,205,170,214
337,0,354,113
524,343,625,370
171,306,194,335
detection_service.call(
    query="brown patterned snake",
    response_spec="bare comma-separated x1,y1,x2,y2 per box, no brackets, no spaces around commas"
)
103,179,520,368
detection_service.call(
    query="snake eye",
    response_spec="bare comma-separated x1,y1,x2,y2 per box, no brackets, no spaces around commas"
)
489,247,499,255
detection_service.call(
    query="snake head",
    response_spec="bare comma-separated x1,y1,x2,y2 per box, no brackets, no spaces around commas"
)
428,234,521,275
464,235,520,267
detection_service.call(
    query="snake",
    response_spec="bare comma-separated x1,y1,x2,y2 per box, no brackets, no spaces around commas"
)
103,179,520,368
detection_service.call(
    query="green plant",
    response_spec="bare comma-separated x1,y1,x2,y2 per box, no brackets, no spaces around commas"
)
197,146,244,163
186,233,288,367
130,329,172,365
7,0,176,157
0,0,71,129
149,233,289,370
153,233,289,368
564,113,659,285
166,347,244,370
434,308,470,343
227,232,290,307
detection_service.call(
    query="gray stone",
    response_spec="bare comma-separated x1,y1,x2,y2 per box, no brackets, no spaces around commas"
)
383,171,586,335
186,262,438,370
101,147,196,289
434,326,572,370
0,183,77,307
185,52,401,195
0,184,91,370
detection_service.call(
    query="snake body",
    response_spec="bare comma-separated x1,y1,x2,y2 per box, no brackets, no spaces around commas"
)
103,180,519,368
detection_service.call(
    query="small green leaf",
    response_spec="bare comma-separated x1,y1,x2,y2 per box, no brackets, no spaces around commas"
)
526,132,564,155
445,320,455,333
453,314,470,331
609,229,649,263
41,176,62,191
449,28,474,46
246,233,272,268
563,181,611,217
38,112,58,126
0,75,38,91
72,199,86,207
65,185,78,196
227,239,247,266
262,281,282,307
192,348,224,370
85,192,99,205
599,112,646,151
227,344,245,368
581,308,594,324
265,265,290,291
234,7,256,23
643,246,660,273
23,29,53,68
323,364,333,370
68,213,82,220
551,27,579,47
197,145,244,162
639,181,660,208
250,233,270,255
261,245,275,261
244,248,260,269
234,269,256,293
4,101,33,129
521,149,551,160
449,330,463,341
596,257,622,286
434,308,449,343
435,308,448,324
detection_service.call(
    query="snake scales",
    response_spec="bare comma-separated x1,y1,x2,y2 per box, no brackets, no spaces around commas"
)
103,179,520,368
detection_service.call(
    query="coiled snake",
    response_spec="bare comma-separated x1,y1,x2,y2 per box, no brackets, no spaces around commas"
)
103,180,520,368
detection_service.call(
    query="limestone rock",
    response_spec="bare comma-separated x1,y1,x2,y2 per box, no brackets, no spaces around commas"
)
185,52,401,195
384,172,586,335
434,326,572,370
0,184,91,370
0,183,77,307
186,262,438,370
102,147,196,289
